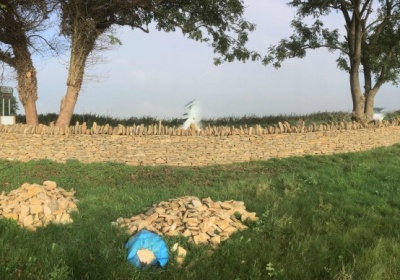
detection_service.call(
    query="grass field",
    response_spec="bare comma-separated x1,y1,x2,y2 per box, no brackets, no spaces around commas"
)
1,143,400,279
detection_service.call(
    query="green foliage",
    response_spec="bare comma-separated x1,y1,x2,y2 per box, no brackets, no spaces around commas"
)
2,145,400,278
263,1,400,121
264,1,400,86
60,0,256,65
107,33,122,46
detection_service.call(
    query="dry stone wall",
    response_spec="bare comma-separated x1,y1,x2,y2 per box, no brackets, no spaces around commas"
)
0,120,399,166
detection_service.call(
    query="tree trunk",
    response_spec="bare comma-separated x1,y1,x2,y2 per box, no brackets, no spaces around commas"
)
14,46,39,125
22,99,38,124
364,93,374,121
56,46,84,127
55,55,87,127
56,86,80,127
346,4,365,122
364,86,380,121
17,72,39,124
349,59,367,122
349,65,365,121
56,26,97,127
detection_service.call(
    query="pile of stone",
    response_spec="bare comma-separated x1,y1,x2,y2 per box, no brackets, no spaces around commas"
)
0,181,78,231
114,196,258,246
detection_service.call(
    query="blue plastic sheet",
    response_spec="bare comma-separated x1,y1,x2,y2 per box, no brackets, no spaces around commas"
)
125,229,169,268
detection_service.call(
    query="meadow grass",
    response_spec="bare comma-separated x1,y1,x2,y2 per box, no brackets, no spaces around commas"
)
1,144,400,279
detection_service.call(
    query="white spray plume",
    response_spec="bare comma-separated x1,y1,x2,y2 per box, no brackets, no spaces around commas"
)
373,107,386,121
181,99,202,130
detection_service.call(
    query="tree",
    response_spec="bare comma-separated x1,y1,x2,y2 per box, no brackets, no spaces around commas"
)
55,0,256,127
263,0,400,122
0,1,57,124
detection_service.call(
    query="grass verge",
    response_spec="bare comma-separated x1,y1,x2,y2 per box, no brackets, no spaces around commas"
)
1,144,400,279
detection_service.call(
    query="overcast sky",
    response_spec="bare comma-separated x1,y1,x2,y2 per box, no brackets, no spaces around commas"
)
7,1,400,119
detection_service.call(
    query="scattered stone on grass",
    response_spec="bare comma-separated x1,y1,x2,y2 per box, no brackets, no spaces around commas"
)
0,181,78,231
171,243,187,266
114,196,258,247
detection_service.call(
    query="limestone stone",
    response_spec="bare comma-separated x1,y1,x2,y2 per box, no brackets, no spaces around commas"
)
29,197,42,205
67,202,78,211
0,181,78,230
115,196,257,247
57,198,69,211
36,192,49,201
47,200,58,211
23,215,34,227
53,209,64,222
136,249,156,265
62,191,75,197
43,206,52,218
223,226,238,236
20,182,31,191
3,212,18,220
155,158,166,164
165,229,180,236
192,199,202,208
192,235,204,245
127,226,138,236
30,205,43,214
13,204,21,215
219,202,233,210
145,213,159,224
59,213,71,224
161,225,171,233
216,211,231,220
215,219,230,230
209,236,221,246
182,229,192,237
208,202,221,209
20,205,30,216
199,217,215,233
241,212,259,222
172,243,187,266
26,185,44,198
1,205,13,213
198,232,210,242
154,207,166,214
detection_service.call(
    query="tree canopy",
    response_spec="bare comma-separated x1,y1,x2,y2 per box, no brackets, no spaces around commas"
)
54,0,257,126
0,0,256,126
0,0,57,124
263,0,400,121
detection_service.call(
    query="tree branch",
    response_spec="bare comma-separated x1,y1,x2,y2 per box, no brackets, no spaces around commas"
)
27,34,59,54
339,0,351,26
0,50,15,67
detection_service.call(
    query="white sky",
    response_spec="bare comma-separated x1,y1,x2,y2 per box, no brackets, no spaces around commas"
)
8,1,400,119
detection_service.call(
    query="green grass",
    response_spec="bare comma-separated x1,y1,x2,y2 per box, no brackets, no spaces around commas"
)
1,145,400,279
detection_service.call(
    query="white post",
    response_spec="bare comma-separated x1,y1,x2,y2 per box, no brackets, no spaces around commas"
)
8,99,10,115
2,98,4,116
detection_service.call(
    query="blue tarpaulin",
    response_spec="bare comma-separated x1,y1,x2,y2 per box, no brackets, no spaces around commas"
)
125,229,169,268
